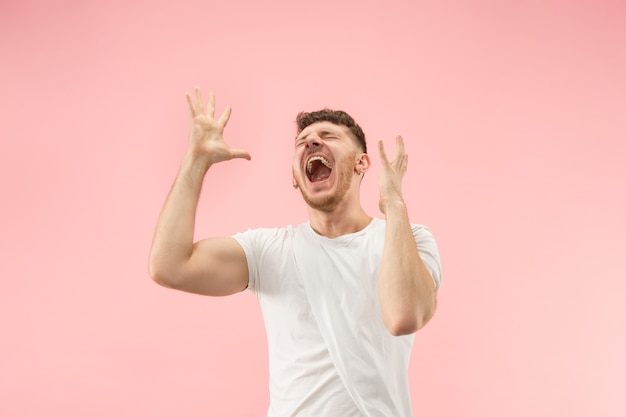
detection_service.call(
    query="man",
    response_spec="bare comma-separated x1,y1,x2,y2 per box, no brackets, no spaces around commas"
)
149,87,441,416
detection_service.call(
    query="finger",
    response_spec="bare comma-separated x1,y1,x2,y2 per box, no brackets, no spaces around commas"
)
185,92,196,118
394,135,405,161
230,148,252,160
194,87,204,114
378,140,390,166
219,105,232,127
207,92,215,118
399,154,408,174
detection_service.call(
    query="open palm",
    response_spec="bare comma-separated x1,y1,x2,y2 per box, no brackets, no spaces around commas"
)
186,87,250,165
378,135,408,214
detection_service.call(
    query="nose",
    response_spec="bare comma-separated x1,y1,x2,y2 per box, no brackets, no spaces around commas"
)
304,135,322,148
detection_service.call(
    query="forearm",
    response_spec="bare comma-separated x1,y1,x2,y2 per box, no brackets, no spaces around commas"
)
379,200,437,336
148,152,211,283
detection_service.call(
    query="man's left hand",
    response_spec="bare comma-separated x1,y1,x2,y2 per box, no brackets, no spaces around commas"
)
378,135,408,214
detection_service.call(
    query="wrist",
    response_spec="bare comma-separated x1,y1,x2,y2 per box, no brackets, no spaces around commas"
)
181,151,212,179
381,198,407,216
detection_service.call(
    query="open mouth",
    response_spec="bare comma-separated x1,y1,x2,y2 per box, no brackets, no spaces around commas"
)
306,155,333,183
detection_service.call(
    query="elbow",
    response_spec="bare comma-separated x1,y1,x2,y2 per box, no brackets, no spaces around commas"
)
148,261,178,289
386,316,422,337
150,271,170,288
387,321,417,337
385,305,436,337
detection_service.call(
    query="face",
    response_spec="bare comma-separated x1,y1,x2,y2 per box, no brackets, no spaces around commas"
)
292,121,365,212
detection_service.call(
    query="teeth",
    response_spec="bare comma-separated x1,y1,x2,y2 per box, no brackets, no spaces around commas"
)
307,156,331,173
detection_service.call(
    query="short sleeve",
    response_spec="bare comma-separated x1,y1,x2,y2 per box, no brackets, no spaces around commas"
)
232,229,260,294
411,225,442,290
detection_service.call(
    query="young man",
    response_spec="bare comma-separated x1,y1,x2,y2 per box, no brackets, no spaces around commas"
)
149,88,441,416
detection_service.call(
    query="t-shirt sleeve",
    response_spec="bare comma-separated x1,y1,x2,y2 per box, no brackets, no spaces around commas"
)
411,225,442,290
232,229,260,294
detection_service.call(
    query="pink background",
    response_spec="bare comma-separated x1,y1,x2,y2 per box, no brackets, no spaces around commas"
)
1,0,624,416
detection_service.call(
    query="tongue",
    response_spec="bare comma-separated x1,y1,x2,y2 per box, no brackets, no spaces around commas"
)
310,165,331,182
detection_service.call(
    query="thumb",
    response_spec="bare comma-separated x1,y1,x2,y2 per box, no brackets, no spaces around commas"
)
230,148,252,160
378,140,390,166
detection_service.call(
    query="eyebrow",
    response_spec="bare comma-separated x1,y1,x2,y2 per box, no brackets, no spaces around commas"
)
295,129,340,142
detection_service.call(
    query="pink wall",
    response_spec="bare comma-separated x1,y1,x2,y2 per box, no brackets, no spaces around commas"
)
1,0,624,415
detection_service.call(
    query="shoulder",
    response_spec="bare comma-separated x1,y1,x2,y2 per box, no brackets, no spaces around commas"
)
371,217,435,239
232,224,304,251
233,224,300,238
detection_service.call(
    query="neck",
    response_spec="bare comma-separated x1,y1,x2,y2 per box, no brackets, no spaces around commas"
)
307,200,372,238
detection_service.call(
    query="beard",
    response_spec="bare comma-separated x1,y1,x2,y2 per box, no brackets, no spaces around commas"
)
295,152,356,212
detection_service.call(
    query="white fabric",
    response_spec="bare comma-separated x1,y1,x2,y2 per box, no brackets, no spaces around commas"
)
233,218,441,417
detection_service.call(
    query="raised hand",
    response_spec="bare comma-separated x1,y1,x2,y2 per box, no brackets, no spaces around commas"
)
378,135,409,214
185,87,251,166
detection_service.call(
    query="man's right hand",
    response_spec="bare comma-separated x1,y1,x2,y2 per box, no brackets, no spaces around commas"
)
186,87,251,166
148,87,251,296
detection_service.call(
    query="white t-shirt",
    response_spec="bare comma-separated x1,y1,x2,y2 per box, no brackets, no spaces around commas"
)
233,218,441,417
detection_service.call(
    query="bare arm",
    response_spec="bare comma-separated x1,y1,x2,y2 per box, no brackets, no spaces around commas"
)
148,88,251,296
377,136,437,336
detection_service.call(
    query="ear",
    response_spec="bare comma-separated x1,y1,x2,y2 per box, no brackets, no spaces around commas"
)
355,153,371,175
292,177,299,189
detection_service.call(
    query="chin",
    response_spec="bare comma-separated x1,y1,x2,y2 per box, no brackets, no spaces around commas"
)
302,194,340,212
299,182,350,212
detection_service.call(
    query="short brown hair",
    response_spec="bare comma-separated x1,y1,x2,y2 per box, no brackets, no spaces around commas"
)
296,109,367,153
